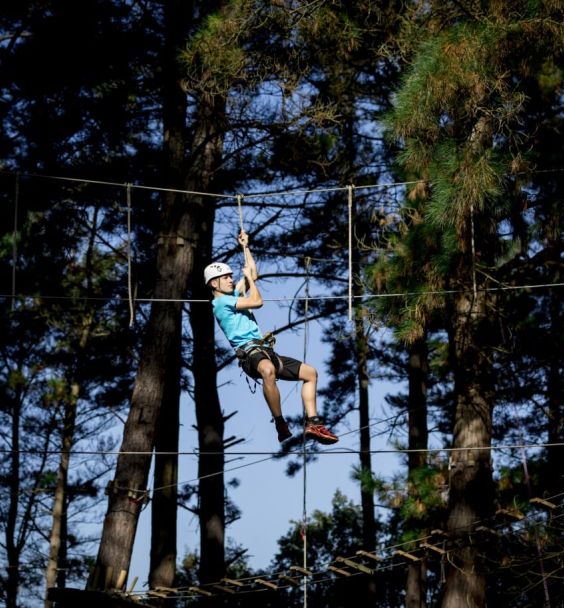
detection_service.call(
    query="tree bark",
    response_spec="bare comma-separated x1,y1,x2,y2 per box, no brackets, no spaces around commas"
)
441,290,495,608
44,383,78,608
406,338,429,608
191,283,226,584
6,388,22,608
149,327,180,595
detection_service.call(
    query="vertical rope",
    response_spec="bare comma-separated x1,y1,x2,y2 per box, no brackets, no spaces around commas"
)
302,256,311,608
126,184,135,327
347,185,354,321
236,194,245,234
11,173,20,311
470,203,477,300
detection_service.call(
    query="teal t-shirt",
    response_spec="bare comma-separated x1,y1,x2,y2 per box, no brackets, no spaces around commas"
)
212,290,262,350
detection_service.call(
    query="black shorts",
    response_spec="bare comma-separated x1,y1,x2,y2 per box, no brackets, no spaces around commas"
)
238,348,302,381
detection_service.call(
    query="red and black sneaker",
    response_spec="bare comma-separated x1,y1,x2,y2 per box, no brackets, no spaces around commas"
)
305,417,338,445
275,417,292,443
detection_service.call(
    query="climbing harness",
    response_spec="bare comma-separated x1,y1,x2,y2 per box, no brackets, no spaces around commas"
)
235,331,284,381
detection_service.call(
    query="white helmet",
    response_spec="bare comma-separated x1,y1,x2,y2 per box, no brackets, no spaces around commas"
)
204,262,233,285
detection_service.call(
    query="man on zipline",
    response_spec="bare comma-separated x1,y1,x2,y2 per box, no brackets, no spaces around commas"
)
205,230,338,445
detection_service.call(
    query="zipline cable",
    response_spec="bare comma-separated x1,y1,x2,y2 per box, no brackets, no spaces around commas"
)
2,167,562,205
3,281,562,307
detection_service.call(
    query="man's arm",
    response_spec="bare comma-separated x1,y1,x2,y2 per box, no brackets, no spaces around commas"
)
235,230,257,293
235,266,263,310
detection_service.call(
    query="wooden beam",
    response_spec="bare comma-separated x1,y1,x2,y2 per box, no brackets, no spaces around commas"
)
115,570,127,591
279,574,301,587
530,497,557,510
104,566,114,590
188,586,213,597
255,578,278,590
420,542,446,555
289,565,313,576
335,556,373,575
394,549,420,562
212,584,236,594
147,591,169,598
126,576,138,594
496,508,524,521
221,578,244,588
356,550,381,562
328,565,352,577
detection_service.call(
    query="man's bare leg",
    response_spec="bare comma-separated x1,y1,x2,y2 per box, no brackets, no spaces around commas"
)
299,363,318,418
258,359,282,417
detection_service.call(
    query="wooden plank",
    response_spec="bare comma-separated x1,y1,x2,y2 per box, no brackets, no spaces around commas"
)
420,542,446,555
356,550,381,562
188,586,213,597
335,556,373,575
115,570,127,591
104,566,114,590
147,591,169,598
222,578,244,587
126,576,138,594
212,584,236,594
328,565,352,577
279,574,301,587
255,578,278,590
394,549,420,562
289,565,313,576
496,508,524,521
530,497,557,510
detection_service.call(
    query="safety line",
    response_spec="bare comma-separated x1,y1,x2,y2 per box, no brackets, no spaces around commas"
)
2,281,563,306
4,441,562,457
1,167,562,203
0,168,419,200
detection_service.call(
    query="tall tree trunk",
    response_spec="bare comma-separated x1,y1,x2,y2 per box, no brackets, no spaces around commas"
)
149,328,180,595
406,338,429,608
44,383,78,608
145,0,190,591
191,279,226,584
442,290,495,608
87,230,193,590
45,271,95,605
6,389,21,608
